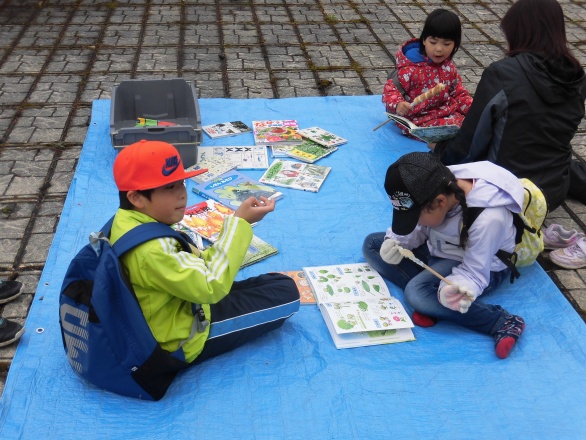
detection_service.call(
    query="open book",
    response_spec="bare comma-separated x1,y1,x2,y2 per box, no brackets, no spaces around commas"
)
176,200,275,268
303,263,415,349
385,113,459,143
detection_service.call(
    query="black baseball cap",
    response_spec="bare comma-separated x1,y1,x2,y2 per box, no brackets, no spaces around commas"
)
384,152,451,235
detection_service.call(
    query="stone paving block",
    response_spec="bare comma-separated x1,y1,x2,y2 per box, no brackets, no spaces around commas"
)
345,44,397,69
21,233,54,265
0,239,21,265
45,49,93,74
136,47,179,71
334,22,383,44
221,24,260,45
46,171,75,195
6,175,48,198
0,49,51,74
29,75,82,104
183,25,220,45
225,46,266,70
266,46,308,70
0,75,36,105
305,46,353,68
182,47,224,71
102,24,143,46
554,269,586,290
297,24,339,44
0,218,28,239
258,24,300,45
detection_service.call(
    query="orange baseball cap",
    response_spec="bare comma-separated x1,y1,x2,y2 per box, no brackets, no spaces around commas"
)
113,140,207,191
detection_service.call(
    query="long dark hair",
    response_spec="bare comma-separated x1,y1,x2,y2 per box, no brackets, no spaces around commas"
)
422,172,471,249
419,9,462,58
501,0,581,69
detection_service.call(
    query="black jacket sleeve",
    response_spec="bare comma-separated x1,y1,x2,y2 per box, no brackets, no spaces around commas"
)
434,63,508,165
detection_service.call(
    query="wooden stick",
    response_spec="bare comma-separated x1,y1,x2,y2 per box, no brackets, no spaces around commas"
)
398,247,456,286
372,117,393,131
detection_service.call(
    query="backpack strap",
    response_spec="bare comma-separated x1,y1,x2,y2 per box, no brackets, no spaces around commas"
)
387,69,408,98
112,222,192,257
466,207,521,283
112,221,210,334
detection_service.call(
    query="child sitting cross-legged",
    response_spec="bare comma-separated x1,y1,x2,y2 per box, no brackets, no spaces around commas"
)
362,152,526,359
111,140,300,365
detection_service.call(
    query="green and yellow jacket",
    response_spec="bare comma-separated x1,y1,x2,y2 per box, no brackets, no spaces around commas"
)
111,208,252,363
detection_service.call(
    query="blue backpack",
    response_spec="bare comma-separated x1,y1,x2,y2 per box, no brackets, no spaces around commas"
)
59,218,204,400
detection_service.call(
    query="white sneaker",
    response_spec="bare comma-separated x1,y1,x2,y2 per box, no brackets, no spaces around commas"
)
549,237,586,269
542,224,584,250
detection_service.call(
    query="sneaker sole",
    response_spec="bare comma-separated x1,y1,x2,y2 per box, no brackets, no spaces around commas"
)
0,326,25,348
0,284,23,305
548,257,586,270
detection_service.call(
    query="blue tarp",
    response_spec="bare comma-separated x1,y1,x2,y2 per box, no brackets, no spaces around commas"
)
1,97,585,439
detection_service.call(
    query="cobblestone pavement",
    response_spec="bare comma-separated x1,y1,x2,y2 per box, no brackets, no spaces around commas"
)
1,0,585,394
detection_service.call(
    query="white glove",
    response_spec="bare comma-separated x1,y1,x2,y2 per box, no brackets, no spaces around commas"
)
380,239,404,265
438,284,476,314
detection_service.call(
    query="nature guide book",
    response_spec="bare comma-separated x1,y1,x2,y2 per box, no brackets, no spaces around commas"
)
196,145,269,170
186,158,238,184
241,235,278,268
284,139,338,164
192,169,283,209
259,160,331,193
202,120,252,138
252,119,303,146
297,126,348,148
177,200,276,268
275,271,316,305
303,263,415,349
385,112,459,143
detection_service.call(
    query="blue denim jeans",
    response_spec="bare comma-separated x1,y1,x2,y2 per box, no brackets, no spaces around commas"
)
362,232,511,335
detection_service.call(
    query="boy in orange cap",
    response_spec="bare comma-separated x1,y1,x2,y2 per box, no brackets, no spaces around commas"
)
111,140,299,365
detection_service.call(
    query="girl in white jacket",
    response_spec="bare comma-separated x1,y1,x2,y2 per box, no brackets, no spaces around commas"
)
362,152,526,359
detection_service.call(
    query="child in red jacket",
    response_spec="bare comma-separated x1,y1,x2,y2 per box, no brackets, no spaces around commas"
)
382,9,472,136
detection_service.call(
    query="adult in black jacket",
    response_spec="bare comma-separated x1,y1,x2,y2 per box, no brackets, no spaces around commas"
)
432,0,586,211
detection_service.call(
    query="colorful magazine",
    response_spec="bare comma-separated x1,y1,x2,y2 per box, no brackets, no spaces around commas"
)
259,160,331,193
303,263,415,349
192,169,283,208
197,145,269,170
284,139,338,163
252,120,303,146
297,126,348,147
179,200,236,243
202,120,252,138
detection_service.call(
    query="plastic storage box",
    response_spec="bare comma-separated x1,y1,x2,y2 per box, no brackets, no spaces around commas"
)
110,78,203,167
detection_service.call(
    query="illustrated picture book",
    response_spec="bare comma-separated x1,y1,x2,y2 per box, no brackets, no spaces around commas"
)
177,200,273,268
196,145,269,170
252,120,303,146
241,235,278,268
259,160,331,193
297,126,348,148
275,271,316,305
192,169,283,208
179,200,236,243
384,113,459,143
284,139,338,164
186,158,238,184
303,263,415,349
202,120,252,138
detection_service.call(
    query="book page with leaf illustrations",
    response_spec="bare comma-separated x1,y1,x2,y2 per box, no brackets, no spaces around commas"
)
303,263,413,334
